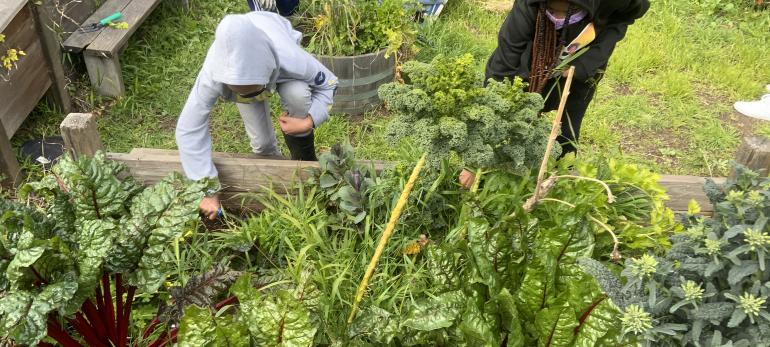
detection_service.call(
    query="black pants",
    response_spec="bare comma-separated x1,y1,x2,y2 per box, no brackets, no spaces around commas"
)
541,75,600,157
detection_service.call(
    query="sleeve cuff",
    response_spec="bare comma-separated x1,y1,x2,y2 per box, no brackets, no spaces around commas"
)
308,102,329,127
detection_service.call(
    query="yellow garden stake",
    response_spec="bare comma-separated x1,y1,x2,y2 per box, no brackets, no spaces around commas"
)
348,153,427,324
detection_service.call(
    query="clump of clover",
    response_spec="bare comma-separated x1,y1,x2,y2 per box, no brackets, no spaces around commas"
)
0,33,25,81
594,164,770,346
379,54,553,171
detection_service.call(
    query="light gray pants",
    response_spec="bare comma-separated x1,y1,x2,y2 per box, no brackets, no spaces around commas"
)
235,80,312,156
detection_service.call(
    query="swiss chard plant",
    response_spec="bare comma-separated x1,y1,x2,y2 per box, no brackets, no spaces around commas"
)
0,152,213,346
346,169,631,346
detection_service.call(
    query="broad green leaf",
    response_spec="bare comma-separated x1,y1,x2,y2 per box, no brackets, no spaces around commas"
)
495,288,524,347
572,297,621,347
63,219,115,314
457,298,501,347
517,257,556,323
121,173,207,292
348,306,400,344
234,274,316,347
534,299,578,347
0,277,78,346
177,305,249,347
55,152,131,220
402,290,464,331
5,231,46,286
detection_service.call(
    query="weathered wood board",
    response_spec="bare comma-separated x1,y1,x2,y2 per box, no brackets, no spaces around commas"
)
105,148,718,213
658,175,724,213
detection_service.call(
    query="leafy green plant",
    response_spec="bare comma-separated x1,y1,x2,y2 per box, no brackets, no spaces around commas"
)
294,0,418,56
593,165,770,346
0,152,213,346
380,54,553,171
308,144,384,226
571,157,681,256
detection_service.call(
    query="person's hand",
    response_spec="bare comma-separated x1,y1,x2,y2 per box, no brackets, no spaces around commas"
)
199,195,220,220
279,113,314,135
459,169,475,189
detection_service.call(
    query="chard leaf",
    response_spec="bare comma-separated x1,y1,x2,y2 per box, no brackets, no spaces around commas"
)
5,241,46,286
466,219,500,291
64,219,115,314
573,296,621,347
534,299,578,347
177,305,249,347
402,290,464,331
120,173,208,292
495,288,524,346
233,275,317,347
348,306,400,344
55,152,131,220
0,276,78,346
457,298,501,347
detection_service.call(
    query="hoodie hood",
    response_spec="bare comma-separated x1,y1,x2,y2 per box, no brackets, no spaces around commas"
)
528,0,597,19
207,14,278,86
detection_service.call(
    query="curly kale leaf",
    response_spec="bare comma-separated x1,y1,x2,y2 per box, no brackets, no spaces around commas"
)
380,54,552,171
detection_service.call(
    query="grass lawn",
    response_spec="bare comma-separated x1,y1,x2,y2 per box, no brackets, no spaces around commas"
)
13,0,770,177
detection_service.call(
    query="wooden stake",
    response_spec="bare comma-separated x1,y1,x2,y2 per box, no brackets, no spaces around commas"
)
60,113,104,159
533,66,576,199
348,153,427,323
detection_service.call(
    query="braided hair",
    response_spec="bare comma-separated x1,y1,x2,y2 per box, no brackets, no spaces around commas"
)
528,2,577,94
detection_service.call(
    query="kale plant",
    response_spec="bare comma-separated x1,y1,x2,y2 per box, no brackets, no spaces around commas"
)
607,165,770,346
380,54,553,171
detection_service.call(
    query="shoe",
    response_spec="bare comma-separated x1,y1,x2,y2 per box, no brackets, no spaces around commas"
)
282,132,318,161
734,94,770,121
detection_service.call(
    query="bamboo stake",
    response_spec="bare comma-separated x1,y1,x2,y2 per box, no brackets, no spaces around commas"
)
348,153,427,323
532,66,576,200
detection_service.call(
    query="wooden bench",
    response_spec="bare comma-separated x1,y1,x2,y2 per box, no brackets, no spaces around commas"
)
62,0,165,97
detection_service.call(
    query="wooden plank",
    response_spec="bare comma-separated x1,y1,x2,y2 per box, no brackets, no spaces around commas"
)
107,149,387,191
31,3,72,113
0,6,52,138
60,113,104,159
658,175,725,213
0,118,21,188
130,148,288,161
84,53,125,96
0,0,25,33
85,0,162,57
106,151,318,194
125,148,389,169
47,0,98,38
61,0,130,53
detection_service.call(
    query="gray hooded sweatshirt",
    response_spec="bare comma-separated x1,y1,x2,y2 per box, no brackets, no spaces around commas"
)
175,12,337,180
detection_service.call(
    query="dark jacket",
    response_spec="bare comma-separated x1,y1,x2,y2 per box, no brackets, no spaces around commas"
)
485,0,650,83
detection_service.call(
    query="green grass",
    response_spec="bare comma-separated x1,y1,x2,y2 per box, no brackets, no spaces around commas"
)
13,0,770,177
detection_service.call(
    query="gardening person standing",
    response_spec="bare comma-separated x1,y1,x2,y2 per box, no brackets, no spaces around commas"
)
459,0,649,187
488,0,649,155
175,12,337,219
